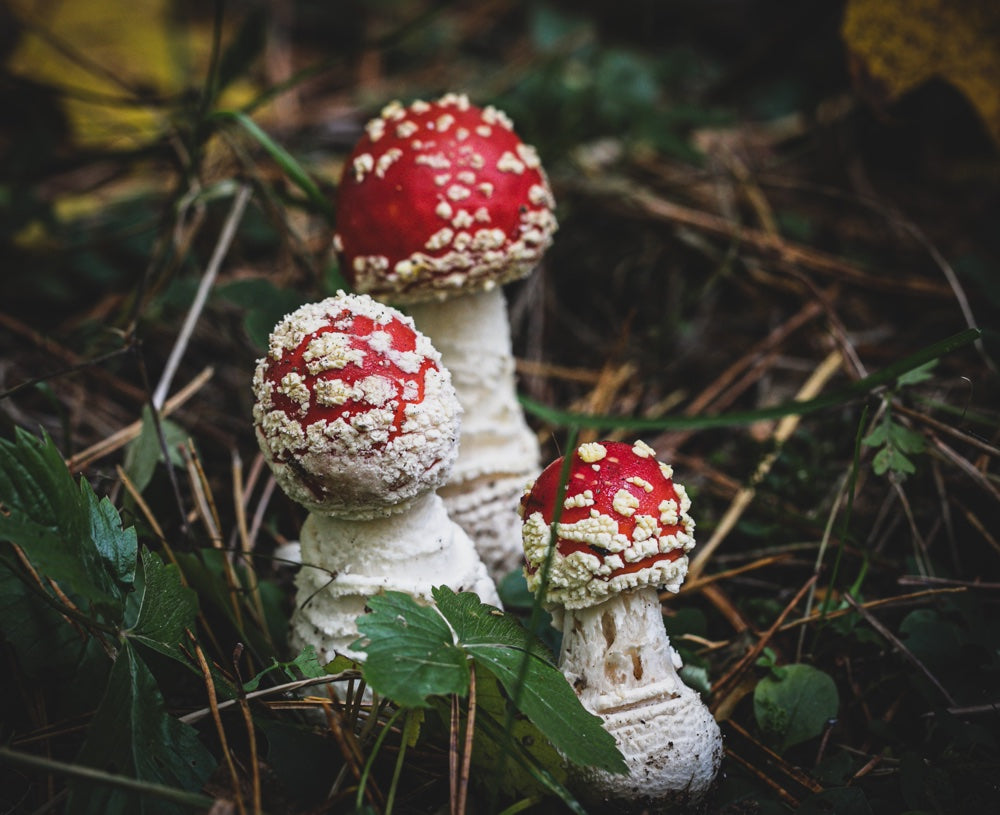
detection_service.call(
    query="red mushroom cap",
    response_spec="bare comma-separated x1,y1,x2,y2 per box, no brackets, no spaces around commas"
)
332,93,557,302
252,291,461,517
519,440,694,608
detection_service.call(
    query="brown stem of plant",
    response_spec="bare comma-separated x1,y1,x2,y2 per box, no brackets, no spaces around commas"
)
192,633,247,815
458,665,476,815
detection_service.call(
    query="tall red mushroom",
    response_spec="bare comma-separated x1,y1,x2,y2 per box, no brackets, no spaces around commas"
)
333,92,557,579
520,440,723,811
253,291,500,662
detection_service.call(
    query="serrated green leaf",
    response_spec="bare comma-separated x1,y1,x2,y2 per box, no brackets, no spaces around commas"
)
124,548,198,664
67,642,216,815
872,446,893,475
0,429,131,618
888,422,926,454
433,585,552,660
471,673,569,798
85,483,137,595
861,422,888,448
754,663,839,751
354,591,469,707
468,641,625,773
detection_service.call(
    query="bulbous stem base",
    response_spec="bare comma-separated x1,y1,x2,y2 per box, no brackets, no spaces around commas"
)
556,587,723,810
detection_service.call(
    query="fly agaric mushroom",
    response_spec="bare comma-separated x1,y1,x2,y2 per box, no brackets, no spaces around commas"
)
332,92,557,579
520,440,723,811
253,291,500,662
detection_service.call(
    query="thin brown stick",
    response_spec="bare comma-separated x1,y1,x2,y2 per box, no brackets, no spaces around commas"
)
679,552,795,595
192,635,247,815
449,692,460,815
779,586,967,632
0,311,146,404
232,451,269,641
182,441,246,631
457,665,476,815
712,575,818,707
726,718,824,795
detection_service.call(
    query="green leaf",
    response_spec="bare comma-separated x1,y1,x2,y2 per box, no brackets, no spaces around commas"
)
0,429,134,619
216,277,309,352
355,588,625,773
433,587,624,773
888,421,926,454
85,484,137,594
754,663,839,751
123,548,199,664
861,422,888,448
67,641,216,815
471,673,570,798
122,406,187,494
354,591,470,707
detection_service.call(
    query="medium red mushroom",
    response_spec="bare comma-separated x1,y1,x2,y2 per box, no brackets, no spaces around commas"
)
333,92,557,579
520,440,723,811
253,291,500,662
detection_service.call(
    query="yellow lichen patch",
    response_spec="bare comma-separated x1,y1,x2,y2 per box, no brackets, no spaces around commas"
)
842,0,1000,144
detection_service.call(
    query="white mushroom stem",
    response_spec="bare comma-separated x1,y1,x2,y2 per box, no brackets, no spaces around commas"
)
291,491,501,663
554,586,723,810
407,287,540,579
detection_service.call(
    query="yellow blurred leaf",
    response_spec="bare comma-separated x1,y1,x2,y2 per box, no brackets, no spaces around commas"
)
7,0,257,150
842,0,1000,145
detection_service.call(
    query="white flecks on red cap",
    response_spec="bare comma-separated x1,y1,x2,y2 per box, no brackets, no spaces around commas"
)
519,440,695,608
333,93,558,302
252,291,461,518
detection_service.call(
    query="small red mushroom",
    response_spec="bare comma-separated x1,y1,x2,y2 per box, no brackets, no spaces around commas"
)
520,440,722,811
332,93,558,579
252,291,500,662
519,439,694,608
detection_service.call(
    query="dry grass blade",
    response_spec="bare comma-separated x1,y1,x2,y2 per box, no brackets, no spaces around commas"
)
689,350,845,580
152,184,252,410
192,634,247,815
65,366,214,472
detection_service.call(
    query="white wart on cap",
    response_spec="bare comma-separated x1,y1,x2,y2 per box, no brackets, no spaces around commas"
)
333,92,557,301
252,291,461,517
